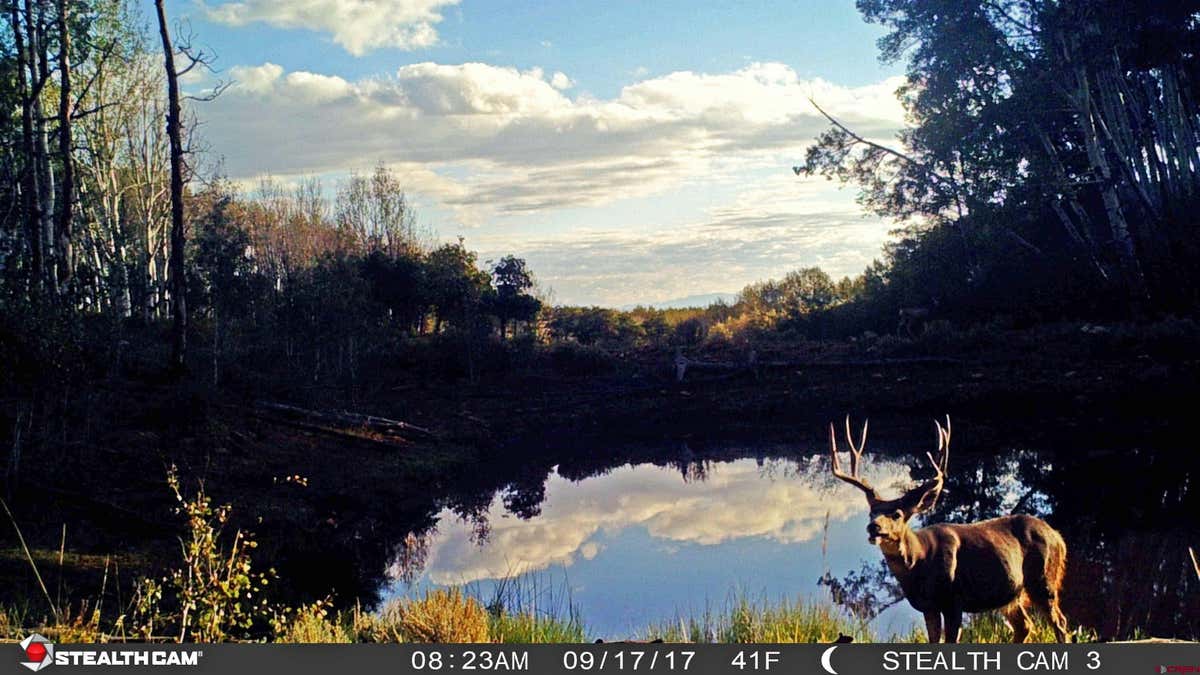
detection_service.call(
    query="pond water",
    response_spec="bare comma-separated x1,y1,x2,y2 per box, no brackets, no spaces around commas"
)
379,422,1200,641
390,456,918,639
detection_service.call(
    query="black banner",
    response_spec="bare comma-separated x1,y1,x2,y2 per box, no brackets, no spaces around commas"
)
10,642,1200,675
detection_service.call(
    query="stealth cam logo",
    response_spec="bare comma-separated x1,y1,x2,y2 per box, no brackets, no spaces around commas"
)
20,634,54,671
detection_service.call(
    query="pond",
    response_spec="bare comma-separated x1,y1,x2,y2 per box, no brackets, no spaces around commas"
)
391,456,916,639
380,418,1200,641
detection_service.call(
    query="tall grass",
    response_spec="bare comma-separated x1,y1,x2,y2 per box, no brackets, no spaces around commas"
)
381,588,490,643
3,591,1113,643
644,593,869,643
884,610,1100,643
474,569,586,643
488,611,586,643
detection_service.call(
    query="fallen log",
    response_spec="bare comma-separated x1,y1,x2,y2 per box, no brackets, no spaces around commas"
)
254,401,436,441
672,352,965,382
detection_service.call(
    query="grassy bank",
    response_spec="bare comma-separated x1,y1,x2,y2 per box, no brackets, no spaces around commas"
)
2,587,1074,644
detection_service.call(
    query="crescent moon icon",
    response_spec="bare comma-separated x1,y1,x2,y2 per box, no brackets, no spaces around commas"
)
820,645,839,675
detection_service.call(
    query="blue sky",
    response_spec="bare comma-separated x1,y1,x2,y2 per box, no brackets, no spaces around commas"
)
153,0,908,306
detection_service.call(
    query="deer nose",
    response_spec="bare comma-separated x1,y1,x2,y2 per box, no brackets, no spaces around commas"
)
867,522,882,536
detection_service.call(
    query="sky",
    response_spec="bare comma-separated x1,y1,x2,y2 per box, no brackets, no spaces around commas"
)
152,0,908,306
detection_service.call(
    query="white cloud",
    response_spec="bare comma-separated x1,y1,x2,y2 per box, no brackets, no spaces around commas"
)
409,458,910,585
200,61,910,304
202,0,459,55
550,71,573,90
391,62,571,115
202,61,906,216
283,71,353,103
473,176,892,306
228,62,284,94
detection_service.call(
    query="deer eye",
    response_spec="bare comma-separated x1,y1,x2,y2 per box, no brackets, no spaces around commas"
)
891,510,903,520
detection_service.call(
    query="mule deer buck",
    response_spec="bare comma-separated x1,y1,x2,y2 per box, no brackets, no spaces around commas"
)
828,417,1070,643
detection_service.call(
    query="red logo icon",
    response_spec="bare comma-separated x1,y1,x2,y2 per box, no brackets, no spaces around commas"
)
20,634,54,671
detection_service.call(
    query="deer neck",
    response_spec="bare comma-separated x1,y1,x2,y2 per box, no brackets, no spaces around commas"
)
878,525,925,577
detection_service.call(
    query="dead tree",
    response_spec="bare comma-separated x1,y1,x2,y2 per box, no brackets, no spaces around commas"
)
152,3,226,371
55,0,74,290
9,0,44,292
154,0,187,371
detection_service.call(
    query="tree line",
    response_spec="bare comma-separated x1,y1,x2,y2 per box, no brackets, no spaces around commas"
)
4,0,1199,391
182,171,541,387
0,1,544,390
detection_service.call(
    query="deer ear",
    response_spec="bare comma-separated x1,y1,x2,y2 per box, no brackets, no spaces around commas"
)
901,479,943,517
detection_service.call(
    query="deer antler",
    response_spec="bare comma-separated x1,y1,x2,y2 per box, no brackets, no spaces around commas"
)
927,415,951,479
830,416,880,503
912,415,952,512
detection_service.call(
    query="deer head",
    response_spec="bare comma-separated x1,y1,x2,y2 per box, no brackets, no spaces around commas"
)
829,416,951,546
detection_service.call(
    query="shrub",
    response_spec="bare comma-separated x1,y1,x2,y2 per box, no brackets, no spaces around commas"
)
387,589,489,643
276,602,352,643
672,317,708,347
545,342,615,376
124,467,275,642
705,313,773,347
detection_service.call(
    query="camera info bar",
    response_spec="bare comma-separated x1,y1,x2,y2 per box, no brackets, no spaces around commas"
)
12,642,1200,675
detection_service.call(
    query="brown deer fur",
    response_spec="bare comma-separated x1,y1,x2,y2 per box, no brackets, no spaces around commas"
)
829,417,1070,643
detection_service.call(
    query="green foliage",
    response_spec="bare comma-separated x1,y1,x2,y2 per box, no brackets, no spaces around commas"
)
487,611,587,643
426,241,493,329
132,467,276,642
959,611,1098,645
189,194,262,317
738,268,839,318
545,341,616,376
545,306,624,346
489,255,541,339
274,600,353,644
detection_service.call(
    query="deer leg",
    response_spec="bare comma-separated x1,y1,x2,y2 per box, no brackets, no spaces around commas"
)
923,612,943,643
1049,601,1070,643
1025,559,1071,643
942,609,963,644
1003,601,1031,643
1033,595,1071,643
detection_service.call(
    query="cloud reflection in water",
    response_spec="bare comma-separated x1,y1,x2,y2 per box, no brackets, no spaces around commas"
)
405,457,911,586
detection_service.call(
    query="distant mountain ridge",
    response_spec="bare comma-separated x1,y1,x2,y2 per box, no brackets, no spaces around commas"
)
620,292,737,311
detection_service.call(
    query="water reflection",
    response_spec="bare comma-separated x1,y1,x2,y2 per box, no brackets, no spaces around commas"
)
399,458,911,586
375,426,1198,640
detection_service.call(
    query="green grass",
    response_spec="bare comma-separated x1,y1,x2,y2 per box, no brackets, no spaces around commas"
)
488,611,587,643
884,610,1101,643
2,592,1117,644
644,594,869,643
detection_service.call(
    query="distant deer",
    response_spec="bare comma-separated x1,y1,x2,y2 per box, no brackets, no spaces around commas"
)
828,417,1070,643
